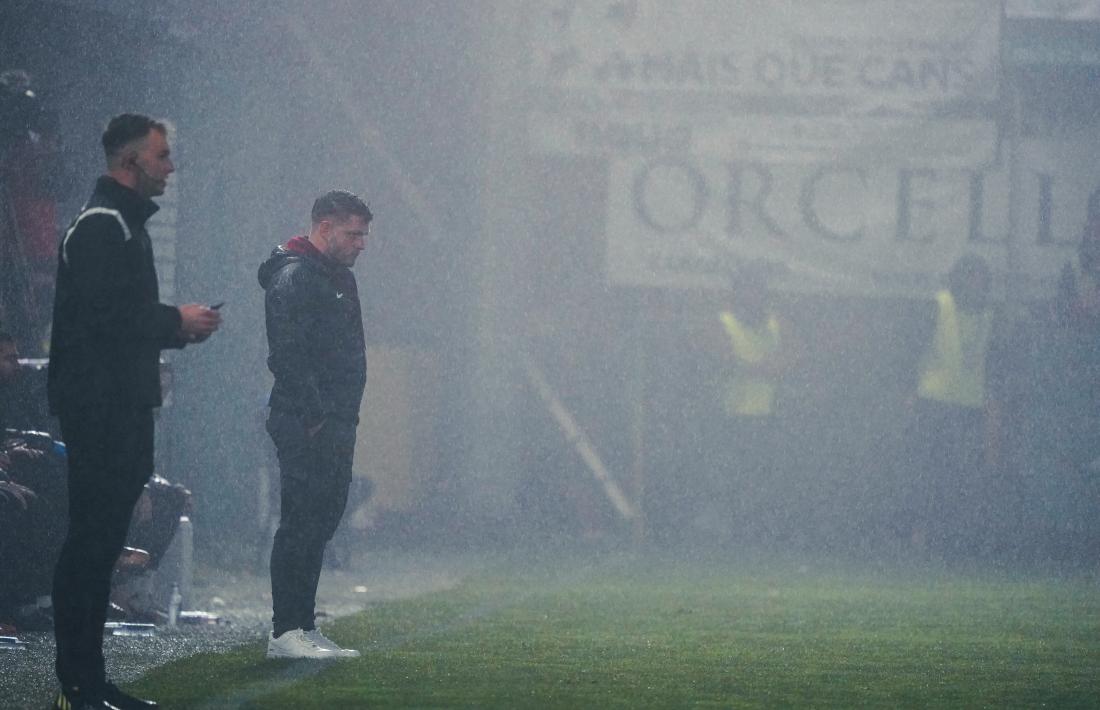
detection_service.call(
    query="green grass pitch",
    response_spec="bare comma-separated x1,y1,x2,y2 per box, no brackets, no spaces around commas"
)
129,554,1100,708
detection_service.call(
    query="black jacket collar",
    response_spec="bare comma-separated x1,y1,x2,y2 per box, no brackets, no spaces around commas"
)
94,175,160,226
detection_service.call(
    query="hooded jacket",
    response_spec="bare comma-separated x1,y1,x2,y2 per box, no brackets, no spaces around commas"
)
258,236,366,426
48,176,184,414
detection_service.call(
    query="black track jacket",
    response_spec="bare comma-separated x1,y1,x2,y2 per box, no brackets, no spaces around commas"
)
47,176,184,415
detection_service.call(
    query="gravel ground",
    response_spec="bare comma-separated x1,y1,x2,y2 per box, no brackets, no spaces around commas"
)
0,549,478,709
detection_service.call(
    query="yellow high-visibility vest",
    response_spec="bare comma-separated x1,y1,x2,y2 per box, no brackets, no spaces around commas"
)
719,310,780,417
917,289,993,409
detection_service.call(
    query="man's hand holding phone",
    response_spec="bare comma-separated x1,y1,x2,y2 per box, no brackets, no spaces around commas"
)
178,302,223,343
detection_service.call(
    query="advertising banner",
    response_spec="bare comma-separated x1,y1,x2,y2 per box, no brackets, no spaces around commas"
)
522,1,1068,296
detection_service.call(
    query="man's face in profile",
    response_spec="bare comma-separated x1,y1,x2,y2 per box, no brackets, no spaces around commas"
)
130,129,174,199
321,215,371,267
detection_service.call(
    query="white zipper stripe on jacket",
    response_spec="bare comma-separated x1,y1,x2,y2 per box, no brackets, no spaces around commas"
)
61,206,132,265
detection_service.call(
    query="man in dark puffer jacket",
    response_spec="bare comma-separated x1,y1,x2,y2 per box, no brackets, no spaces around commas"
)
258,190,371,660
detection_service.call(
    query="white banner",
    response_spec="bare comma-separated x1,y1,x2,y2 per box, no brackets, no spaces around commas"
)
606,137,1100,297
519,1,1028,295
527,0,1001,166
530,1,1000,108
529,112,998,169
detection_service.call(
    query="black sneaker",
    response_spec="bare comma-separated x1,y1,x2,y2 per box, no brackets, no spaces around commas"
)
101,683,158,709
51,687,121,709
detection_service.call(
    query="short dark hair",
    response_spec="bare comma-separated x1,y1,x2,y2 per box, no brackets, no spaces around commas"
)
101,113,166,158
311,190,372,225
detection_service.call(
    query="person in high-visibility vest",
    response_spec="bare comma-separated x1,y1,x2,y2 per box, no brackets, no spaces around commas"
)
699,265,798,546
908,254,1004,556
1006,194,1100,561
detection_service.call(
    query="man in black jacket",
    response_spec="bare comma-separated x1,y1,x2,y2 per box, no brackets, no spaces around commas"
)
47,113,221,710
259,190,370,660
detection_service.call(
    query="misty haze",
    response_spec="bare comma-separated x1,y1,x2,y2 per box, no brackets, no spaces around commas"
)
0,1,1098,707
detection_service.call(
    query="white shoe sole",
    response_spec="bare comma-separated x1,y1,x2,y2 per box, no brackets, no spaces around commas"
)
266,646,337,659
328,648,361,658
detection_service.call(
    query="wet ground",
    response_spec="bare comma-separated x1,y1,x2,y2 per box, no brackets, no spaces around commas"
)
0,549,477,709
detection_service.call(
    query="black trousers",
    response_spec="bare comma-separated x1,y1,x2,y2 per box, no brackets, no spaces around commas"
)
267,408,355,636
53,405,153,691
906,398,985,550
700,413,779,544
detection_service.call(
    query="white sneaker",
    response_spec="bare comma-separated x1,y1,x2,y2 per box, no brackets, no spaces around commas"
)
305,628,361,658
266,628,337,659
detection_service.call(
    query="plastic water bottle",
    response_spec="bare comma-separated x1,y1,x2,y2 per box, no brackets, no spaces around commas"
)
0,636,28,651
168,583,182,627
107,622,155,637
178,516,193,610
